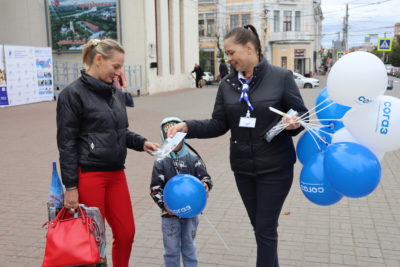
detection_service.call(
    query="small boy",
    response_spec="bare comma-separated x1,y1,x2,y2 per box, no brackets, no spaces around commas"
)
150,117,212,267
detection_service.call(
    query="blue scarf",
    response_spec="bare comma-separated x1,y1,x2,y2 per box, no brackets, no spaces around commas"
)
238,72,254,111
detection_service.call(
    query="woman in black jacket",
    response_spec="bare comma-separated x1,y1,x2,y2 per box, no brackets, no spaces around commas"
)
57,39,158,267
167,25,308,267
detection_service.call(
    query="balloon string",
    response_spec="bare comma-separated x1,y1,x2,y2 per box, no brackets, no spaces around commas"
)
302,124,324,150
300,121,330,149
303,122,335,133
298,98,331,121
203,214,230,250
299,101,337,123
313,125,333,138
306,118,343,122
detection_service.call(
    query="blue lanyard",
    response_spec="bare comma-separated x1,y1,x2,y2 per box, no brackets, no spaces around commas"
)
238,77,254,111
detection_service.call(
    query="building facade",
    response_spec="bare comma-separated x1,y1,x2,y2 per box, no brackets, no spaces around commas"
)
395,23,400,37
198,0,267,76
198,0,323,77
0,0,199,95
266,0,323,76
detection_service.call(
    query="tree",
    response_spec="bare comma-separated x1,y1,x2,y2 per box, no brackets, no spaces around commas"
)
371,36,400,67
388,35,400,67
215,33,224,59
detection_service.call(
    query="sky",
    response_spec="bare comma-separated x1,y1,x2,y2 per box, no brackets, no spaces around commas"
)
321,0,399,49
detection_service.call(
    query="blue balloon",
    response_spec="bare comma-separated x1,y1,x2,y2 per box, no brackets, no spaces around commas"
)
296,126,334,165
300,153,343,206
324,142,381,198
164,174,207,218
315,88,351,131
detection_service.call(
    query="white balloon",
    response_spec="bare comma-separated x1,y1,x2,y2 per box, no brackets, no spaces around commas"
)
331,128,385,161
343,95,400,152
327,51,387,107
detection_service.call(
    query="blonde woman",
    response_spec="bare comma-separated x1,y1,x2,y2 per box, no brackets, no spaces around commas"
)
56,39,158,266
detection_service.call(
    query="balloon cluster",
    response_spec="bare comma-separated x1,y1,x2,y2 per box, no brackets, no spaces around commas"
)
296,51,396,206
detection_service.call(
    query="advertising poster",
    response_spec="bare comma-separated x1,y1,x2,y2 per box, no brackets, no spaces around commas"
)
0,45,8,106
4,45,37,106
35,47,54,101
3,45,53,107
48,0,118,51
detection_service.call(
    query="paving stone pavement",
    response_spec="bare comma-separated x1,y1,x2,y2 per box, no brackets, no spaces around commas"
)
0,76,399,267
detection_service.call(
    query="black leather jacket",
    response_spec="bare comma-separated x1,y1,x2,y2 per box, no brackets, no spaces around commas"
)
56,71,147,188
186,58,308,175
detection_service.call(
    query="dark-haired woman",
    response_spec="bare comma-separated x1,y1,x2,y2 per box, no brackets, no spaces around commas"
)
57,39,159,266
167,25,308,267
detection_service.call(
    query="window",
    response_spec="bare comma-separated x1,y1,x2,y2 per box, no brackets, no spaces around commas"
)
207,19,215,37
274,11,280,32
242,14,251,26
281,57,287,69
199,19,205,37
283,11,292,32
295,11,301,32
230,15,239,29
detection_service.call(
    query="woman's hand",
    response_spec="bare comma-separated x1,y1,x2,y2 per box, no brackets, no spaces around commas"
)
167,122,188,138
143,141,159,155
64,189,79,209
284,115,301,130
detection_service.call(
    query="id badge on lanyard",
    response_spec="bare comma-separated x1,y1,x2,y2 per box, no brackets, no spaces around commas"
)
239,110,256,128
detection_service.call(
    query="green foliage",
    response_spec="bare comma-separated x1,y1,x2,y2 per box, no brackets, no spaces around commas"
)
388,35,400,67
371,36,400,67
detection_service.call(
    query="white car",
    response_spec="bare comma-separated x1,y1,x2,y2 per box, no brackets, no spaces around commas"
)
385,64,394,75
202,72,214,84
293,72,320,88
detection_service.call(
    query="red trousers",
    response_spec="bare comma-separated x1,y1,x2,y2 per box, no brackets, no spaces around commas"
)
78,169,135,267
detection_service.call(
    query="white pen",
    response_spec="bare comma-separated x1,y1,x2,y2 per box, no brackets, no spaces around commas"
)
269,106,291,118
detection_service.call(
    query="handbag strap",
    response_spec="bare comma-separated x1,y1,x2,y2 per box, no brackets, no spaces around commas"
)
54,206,87,222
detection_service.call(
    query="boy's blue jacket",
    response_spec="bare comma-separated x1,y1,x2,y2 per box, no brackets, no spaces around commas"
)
150,117,212,217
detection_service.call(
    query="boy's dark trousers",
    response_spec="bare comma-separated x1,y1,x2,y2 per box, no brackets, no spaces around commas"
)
234,167,293,267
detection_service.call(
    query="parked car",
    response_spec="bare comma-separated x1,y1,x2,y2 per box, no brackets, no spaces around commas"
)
293,72,320,88
385,64,394,75
202,72,214,85
389,67,400,77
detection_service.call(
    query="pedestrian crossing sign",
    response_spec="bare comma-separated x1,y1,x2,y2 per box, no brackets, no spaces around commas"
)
377,38,393,52
337,51,344,59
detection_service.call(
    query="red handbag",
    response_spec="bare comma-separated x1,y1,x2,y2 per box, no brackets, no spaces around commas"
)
42,206,101,267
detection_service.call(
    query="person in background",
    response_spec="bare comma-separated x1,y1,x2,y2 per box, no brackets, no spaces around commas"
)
167,25,308,267
191,63,205,88
150,117,212,267
57,38,159,267
219,58,229,80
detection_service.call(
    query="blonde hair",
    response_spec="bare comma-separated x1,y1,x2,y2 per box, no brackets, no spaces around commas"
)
82,39,125,69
